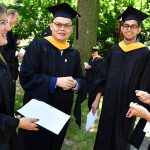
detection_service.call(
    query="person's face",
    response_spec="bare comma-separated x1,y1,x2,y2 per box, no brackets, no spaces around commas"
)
92,50,98,56
50,17,73,42
0,13,9,46
9,12,19,26
121,20,141,42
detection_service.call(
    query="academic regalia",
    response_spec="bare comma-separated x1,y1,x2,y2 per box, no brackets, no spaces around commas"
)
1,30,19,107
18,37,83,150
127,52,150,149
18,3,82,149
94,6,149,150
41,26,52,38
93,44,149,150
85,56,104,110
0,50,19,150
2,30,19,80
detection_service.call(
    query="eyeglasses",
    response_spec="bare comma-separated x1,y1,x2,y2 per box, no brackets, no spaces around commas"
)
53,22,72,29
123,24,139,30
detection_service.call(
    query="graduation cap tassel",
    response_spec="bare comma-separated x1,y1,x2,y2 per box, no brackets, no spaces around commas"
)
118,20,122,42
76,15,79,40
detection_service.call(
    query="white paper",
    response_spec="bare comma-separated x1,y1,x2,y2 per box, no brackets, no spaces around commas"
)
20,48,26,55
84,62,91,69
17,99,70,135
143,121,150,133
85,109,98,131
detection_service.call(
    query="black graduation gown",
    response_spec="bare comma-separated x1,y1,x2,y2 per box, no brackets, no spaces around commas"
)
41,26,52,38
126,52,150,149
18,39,83,150
0,54,19,150
85,56,104,110
93,44,149,150
2,30,19,80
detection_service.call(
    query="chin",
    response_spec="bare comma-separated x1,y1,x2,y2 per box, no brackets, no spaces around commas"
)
58,38,67,42
125,37,135,41
0,40,8,46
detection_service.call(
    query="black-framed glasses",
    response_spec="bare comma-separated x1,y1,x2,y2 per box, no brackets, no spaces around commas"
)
123,24,139,30
53,22,72,29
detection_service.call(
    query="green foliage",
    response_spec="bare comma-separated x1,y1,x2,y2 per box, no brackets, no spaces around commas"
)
11,0,54,39
1,0,150,54
0,0,16,6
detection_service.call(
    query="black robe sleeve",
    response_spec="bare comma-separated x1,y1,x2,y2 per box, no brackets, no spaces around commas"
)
0,114,19,132
19,40,50,92
128,51,150,149
94,48,112,94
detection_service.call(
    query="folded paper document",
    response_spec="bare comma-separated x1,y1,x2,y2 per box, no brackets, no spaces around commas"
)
17,99,70,135
143,121,150,134
85,109,98,131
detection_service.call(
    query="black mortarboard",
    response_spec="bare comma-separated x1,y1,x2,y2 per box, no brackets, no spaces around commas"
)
117,6,149,25
46,3,80,39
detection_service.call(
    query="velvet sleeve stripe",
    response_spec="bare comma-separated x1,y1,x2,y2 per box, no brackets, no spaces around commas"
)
49,77,57,93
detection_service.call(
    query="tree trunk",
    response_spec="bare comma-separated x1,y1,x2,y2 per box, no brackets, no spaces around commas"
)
74,0,99,70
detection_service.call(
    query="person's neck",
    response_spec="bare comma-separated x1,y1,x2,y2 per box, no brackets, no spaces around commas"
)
124,38,137,45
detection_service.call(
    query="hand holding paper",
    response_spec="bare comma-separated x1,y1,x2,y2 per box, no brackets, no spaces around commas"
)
85,109,98,131
17,99,70,135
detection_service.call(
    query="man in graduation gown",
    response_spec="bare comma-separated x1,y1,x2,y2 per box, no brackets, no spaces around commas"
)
91,6,149,150
84,47,104,110
18,3,83,150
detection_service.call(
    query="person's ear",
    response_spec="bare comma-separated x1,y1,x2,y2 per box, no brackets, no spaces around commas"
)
137,27,141,34
121,26,124,32
50,23,53,30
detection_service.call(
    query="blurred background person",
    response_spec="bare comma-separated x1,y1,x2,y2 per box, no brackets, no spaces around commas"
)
84,46,103,110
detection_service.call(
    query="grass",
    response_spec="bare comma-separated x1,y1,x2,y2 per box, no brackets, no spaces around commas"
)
15,81,143,150
62,99,101,150
15,80,102,150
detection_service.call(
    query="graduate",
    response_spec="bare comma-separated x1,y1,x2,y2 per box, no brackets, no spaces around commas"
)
18,3,83,150
0,5,39,150
84,47,103,110
91,6,149,150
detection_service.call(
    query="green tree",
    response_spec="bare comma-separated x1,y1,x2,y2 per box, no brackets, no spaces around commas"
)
74,0,99,68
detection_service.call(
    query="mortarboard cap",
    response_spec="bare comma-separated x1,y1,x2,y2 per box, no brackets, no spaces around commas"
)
46,3,80,20
46,3,80,39
117,6,149,25
92,46,99,52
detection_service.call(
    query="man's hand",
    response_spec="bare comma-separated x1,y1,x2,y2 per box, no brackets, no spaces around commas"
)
18,117,39,131
135,90,150,105
18,51,24,58
56,76,76,90
91,93,101,114
126,102,150,121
